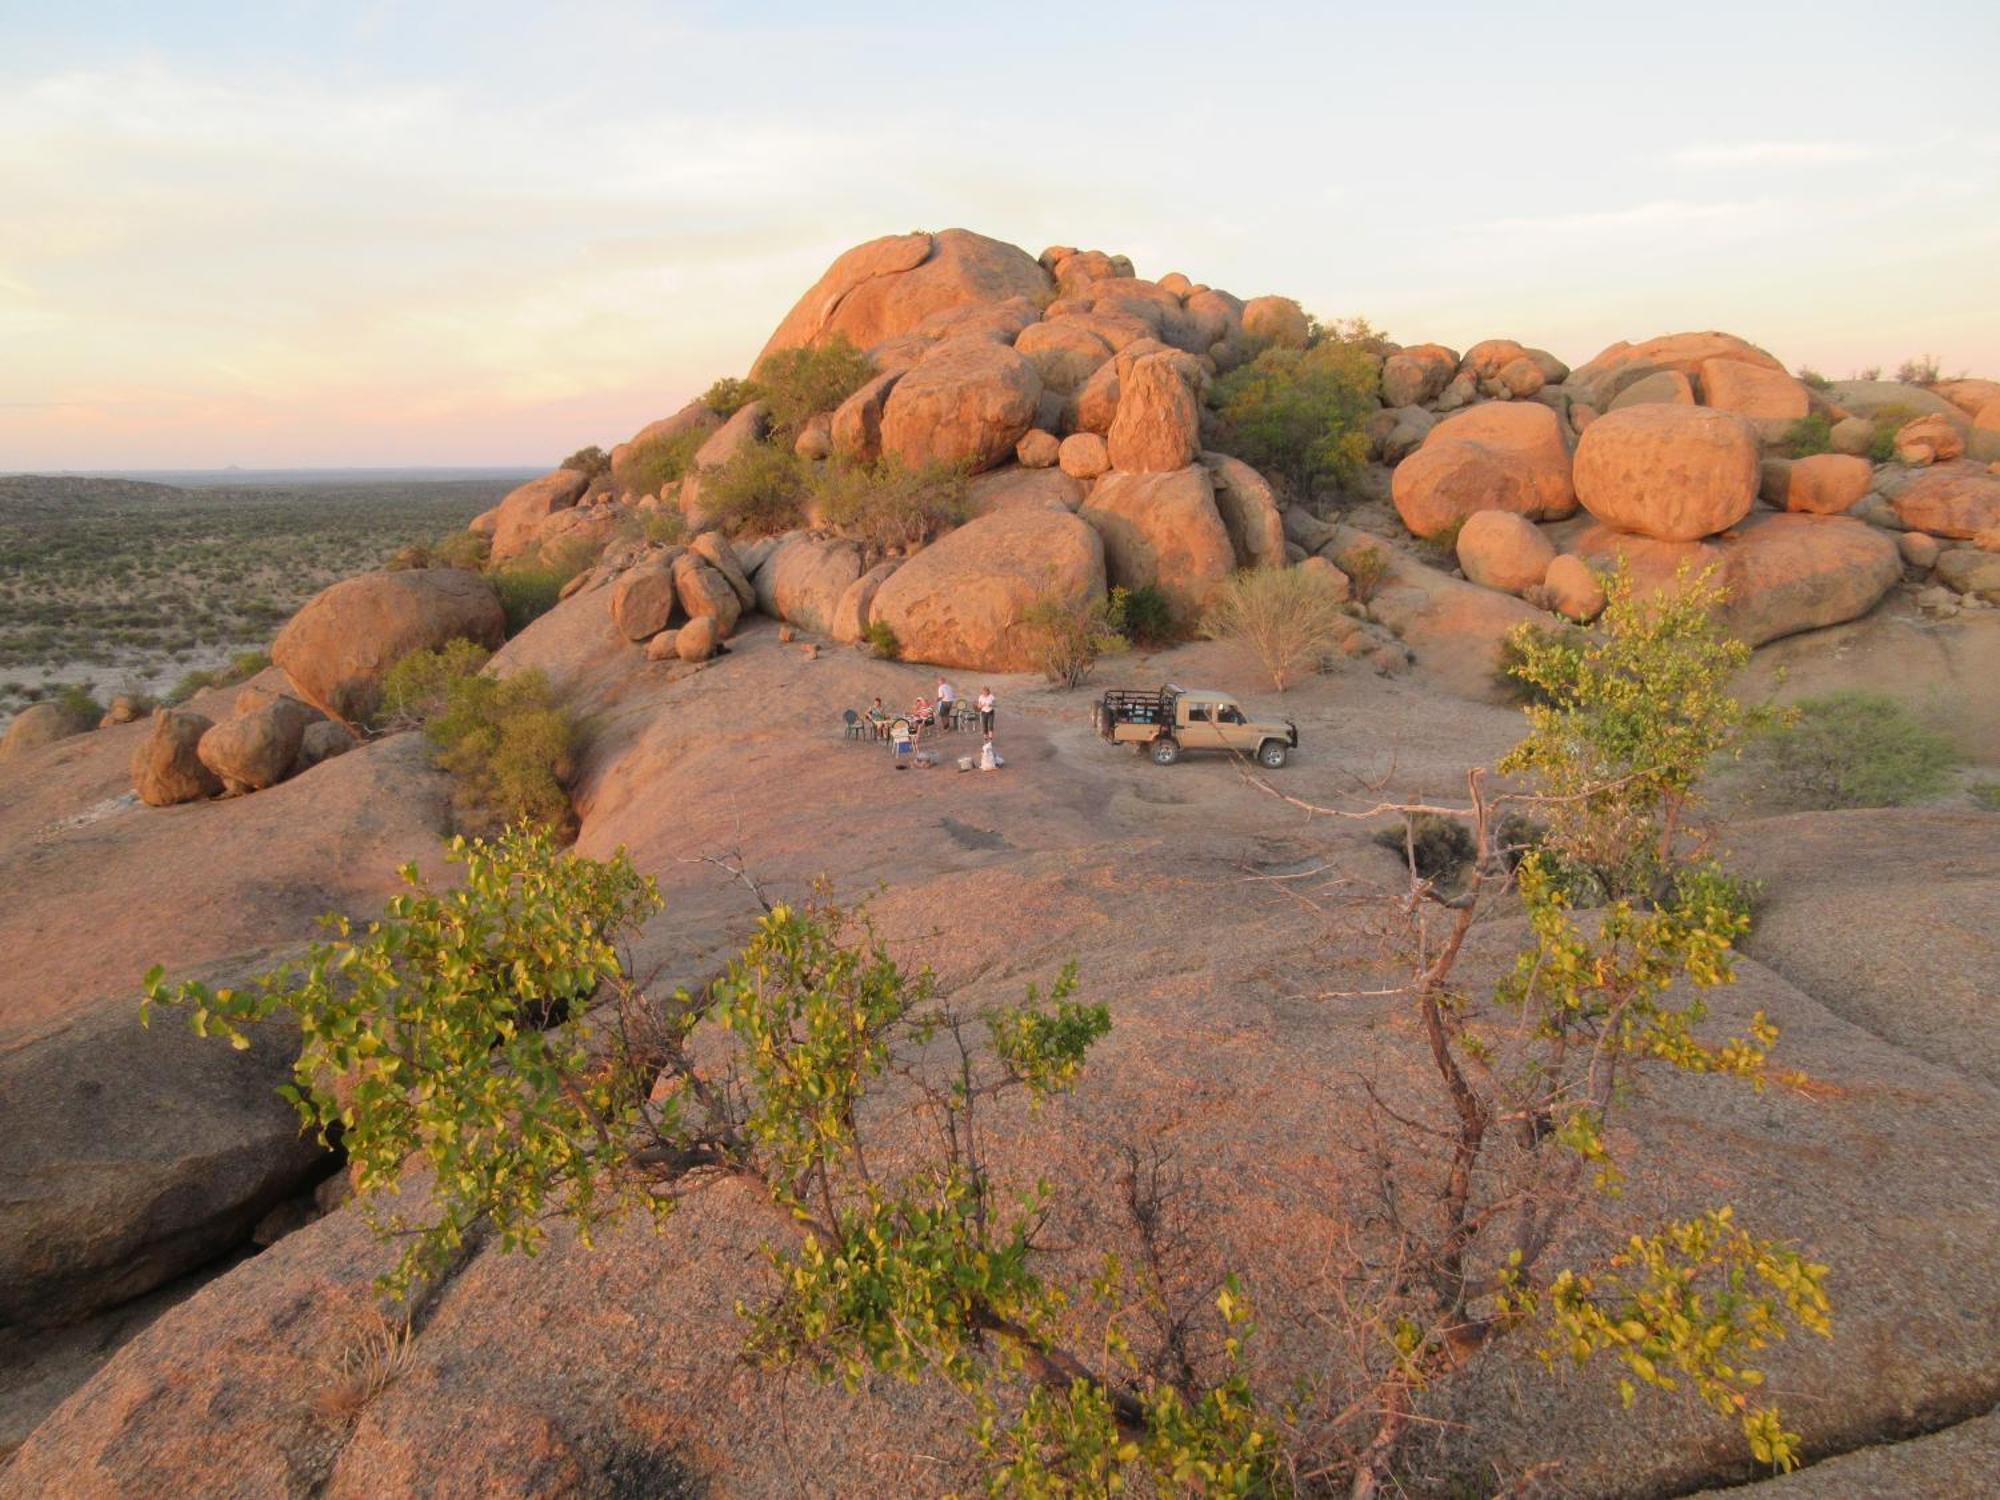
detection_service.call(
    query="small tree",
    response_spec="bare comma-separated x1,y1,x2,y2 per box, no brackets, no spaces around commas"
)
700,442,810,537
1202,566,1351,692
1023,582,1129,689
1211,337,1379,499
559,445,611,479
1894,353,1940,386
701,376,755,417
749,336,874,435
1334,542,1389,612
808,453,969,561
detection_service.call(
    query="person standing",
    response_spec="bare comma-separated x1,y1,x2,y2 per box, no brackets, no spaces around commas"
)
976,685,996,735
935,677,956,730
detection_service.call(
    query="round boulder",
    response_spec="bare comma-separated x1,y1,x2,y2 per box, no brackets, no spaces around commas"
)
1390,402,1576,539
1058,432,1111,480
1544,554,1607,622
868,508,1106,672
131,709,222,806
752,535,864,635
676,615,719,662
1241,296,1311,351
609,559,682,642
879,336,1041,474
1894,414,1966,466
1890,467,2000,538
1016,429,1060,469
197,698,310,794
489,468,590,564
0,702,90,760
1783,454,1873,515
1717,513,1902,646
1014,320,1114,395
270,568,505,724
1572,404,1759,541
1456,510,1557,594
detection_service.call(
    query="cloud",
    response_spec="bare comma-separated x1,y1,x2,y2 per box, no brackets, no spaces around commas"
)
1670,141,1884,168
1476,199,1768,241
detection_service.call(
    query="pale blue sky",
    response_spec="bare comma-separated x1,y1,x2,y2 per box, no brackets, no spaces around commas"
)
4,0,1998,467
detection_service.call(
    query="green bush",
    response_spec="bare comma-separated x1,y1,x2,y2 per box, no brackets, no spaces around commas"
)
53,683,105,725
702,376,755,417
1864,401,1920,464
1795,366,1832,391
1746,692,1956,810
389,642,577,836
377,638,494,727
559,445,611,480
748,335,873,435
434,530,490,570
1334,542,1389,609
862,619,900,661
1372,813,1475,883
641,509,686,546
809,455,968,557
702,442,811,537
1211,337,1379,500
621,428,705,498
1024,583,1128,688
492,537,600,634
1497,621,1588,705
1118,583,1178,647
1781,414,1833,458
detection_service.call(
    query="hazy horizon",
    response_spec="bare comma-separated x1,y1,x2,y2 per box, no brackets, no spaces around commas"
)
5,0,1999,470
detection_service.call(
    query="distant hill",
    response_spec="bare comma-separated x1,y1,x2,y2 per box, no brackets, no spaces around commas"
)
0,474,188,509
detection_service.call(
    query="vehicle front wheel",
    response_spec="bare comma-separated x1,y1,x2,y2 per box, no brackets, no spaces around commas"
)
1258,739,1288,769
1151,736,1181,766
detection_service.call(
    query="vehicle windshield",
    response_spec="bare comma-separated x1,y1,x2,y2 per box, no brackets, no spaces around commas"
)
1217,705,1244,724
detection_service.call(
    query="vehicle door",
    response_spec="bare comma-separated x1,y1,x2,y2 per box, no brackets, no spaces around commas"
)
1212,700,1254,752
1177,699,1223,750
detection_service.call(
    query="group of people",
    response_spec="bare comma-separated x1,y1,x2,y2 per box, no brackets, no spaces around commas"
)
869,678,1003,771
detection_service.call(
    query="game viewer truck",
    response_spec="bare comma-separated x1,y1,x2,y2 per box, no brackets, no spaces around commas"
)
1092,685,1299,768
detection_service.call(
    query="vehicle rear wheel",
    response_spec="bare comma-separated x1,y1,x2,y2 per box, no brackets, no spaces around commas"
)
1152,736,1180,766
1258,739,1288,769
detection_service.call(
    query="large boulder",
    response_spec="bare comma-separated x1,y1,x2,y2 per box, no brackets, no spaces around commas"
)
829,370,902,465
1390,402,1576,539
196,697,310,794
1380,344,1457,407
272,569,506,723
878,337,1041,474
1890,466,2000,538
1543,553,1607,622
1825,379,1969,430
1937,548,2000,602
754,229,1050,371
1079,466,1235,621
1106,352,1200,473
672,553,743,638
0,701,89,760
1931,377,2000,418
691,400,769,472
609,557,682,641
752,535,864,635
0,975,326,1328
1893,413,1966,465
489,468,590,564
1607,369,1696,410
1566,331,1784,411
1201,452,1286,570
1456,510,1556,594
1697,357,1809,435
1014,320,1113,396
131,708,222,806
1782,453,1872,515
868,509,1105,672
1715,513,1902,646
1972,396,2000,463
1240,295,1310,350
966,466,1085,517
1572,404,1759,541
689,531,755,611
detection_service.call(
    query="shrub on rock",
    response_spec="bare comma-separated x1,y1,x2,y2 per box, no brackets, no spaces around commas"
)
1211,339,1378,499
1202,564,1353,691
1572,404,1759,541
273,568,506,724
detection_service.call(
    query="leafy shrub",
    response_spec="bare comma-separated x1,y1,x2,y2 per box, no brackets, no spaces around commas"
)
434,530,490,570
1202,565,1353,691
1894,354,1940,386
53,683,105,725
701,442,811,537
1497,621,1588,705
385,542,436,571
641,509,686,546
1971,781,2000,811
1855,365,1882,381
1118,583,1178,648
621,428,705,498
862,619,900,661
559,445,611,479
1211,338,1378,500
702,377,755,417
377,638,493,726
1744,692,1956,810
1781,414,1834,458
1335,542,1389,609
809,455,968,558
1795,366,1832,391
748,335,873,435
1420,514,1467,567
492,537,600,634
1372,813,1475,882
1024,582,1128,688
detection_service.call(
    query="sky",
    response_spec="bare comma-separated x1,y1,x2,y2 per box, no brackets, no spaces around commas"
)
3,0,1998,470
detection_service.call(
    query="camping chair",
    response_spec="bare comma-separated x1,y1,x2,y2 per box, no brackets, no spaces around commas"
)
842,709,867,741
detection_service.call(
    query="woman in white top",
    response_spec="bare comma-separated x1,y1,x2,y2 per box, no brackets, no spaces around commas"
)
976,686,996,735
935,678,956,727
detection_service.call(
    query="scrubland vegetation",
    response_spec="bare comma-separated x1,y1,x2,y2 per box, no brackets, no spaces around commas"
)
0,474,509,716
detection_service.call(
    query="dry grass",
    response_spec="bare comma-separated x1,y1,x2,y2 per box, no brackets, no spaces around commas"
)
314,1313,418,1421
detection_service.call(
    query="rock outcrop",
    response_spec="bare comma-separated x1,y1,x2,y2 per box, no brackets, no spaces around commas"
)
489,468,590,564
1079,466,1236,620
131,709,222,806
878,337,1041,473
751,535,864,636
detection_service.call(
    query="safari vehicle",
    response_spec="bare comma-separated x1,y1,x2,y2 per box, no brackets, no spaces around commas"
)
1093,685,1299,768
